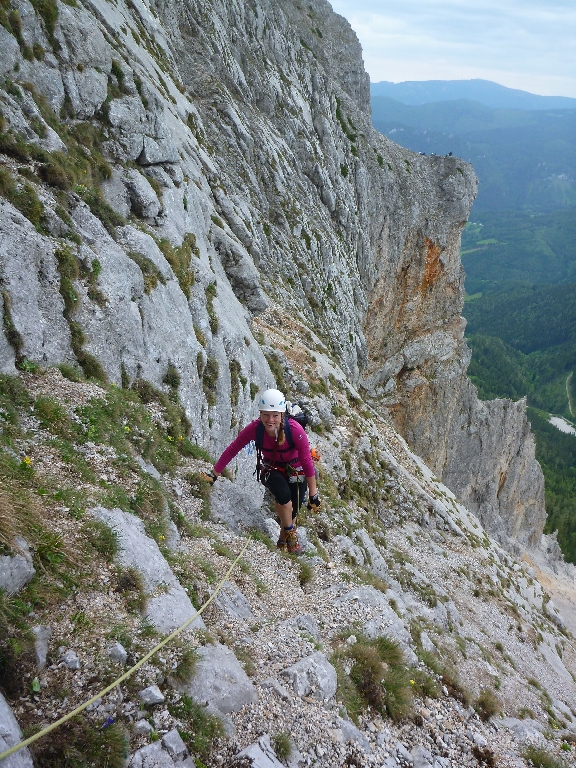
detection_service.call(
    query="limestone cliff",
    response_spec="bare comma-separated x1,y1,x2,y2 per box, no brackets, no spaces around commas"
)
0,0,544,548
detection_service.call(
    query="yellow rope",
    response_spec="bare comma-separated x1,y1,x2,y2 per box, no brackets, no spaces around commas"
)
0,536,252,763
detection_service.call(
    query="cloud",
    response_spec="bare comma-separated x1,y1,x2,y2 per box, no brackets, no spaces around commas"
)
330,0,576,97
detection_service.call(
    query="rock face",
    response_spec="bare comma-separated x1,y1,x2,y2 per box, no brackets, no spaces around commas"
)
0,692,34,768
91,506,204,633
175,642,258,714
0,0,545,548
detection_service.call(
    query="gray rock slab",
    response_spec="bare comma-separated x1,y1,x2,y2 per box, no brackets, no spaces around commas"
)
90,506,204,633
161,729,188,761
32,626,51,670
0,691,34,767
233,734,285,767
214,582,254,619
333,534,365,566
125,169,161,219
108,642,128,665
0,538,35,594
395,742,413,762
420,631,436,653
127,741,176,768
552,699,574,722
210,477,266,533
293,614,321,640
500,717,545,743
335,716,371,752
411,744,434,768
175,642,258,714
138,685,165,705
61,649,80,670
281,651,337,700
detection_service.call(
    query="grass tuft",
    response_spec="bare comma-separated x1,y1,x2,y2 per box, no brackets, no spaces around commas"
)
272,731,293,761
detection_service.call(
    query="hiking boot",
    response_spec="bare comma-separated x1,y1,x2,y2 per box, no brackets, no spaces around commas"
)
276,538,287,550
284,525,302,555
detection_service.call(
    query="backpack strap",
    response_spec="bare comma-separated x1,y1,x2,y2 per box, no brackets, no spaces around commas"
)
255,421,265,481
254,417,295,481
283,415,294,449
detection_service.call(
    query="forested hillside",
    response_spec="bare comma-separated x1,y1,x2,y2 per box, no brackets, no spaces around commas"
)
462,209,576,294
371,98,576,212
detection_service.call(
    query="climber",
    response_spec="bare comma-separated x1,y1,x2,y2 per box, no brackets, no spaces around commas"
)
203,388,321,554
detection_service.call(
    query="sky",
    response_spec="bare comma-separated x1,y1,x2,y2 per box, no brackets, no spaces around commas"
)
330,0,576,98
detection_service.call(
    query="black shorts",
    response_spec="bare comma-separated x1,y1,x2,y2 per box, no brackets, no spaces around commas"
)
263,469,307,517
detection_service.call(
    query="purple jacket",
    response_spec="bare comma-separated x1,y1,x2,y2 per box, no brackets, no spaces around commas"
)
214,418,315,477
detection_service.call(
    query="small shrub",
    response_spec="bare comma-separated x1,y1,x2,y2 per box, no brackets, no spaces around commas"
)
186,472,212,519
58,363,84,382
299,561,313,587
83,519,118,561
202,357,219,406
115,566,146,612
127,251,166,293
163,363,180,391
474,687,500,721
205,282,218,334
0,167,44,227
167,694,224,761
170,647,198,683
30,719,129,768
34,395,75,439
522,745,569,768
272,732,292,761
158,234,197,299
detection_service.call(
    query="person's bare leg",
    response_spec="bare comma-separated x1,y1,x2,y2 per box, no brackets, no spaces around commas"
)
276,501,294,540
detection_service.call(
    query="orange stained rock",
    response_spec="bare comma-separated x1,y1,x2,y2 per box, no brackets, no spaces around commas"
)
421,237,443,293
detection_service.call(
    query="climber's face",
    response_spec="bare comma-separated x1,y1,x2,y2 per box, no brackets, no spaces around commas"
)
260,411,282,437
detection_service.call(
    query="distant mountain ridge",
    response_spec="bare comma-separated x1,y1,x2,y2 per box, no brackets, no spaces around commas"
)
370,79,576,111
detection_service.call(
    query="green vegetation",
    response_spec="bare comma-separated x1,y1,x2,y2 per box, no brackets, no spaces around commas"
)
332,633,420,723
522,745,569,768
461,210,576,295
158,234,198,299
0,166,44,228
272,732,293,761
473,687,501,721
167,694,224,762
127,251,166,294
30,719,128,768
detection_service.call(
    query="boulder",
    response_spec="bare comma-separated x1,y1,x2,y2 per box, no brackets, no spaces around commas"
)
32,626,51,670
0,539,35,595
210,478,265,533
214,582,254,620
175,642,258,714
0,692,34,767
127,741,177,768
90,506,204,634
334,716,371,752
281,651,337,700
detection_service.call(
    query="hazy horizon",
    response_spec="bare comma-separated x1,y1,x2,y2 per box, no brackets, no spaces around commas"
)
330,0,576,99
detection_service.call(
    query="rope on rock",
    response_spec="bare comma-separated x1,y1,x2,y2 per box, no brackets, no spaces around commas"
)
0,536,252,763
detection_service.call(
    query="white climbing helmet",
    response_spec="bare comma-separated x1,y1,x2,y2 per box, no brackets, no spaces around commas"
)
258,388,286,412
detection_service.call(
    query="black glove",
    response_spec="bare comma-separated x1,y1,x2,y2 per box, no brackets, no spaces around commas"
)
201,470,218,485
307,493,321,513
